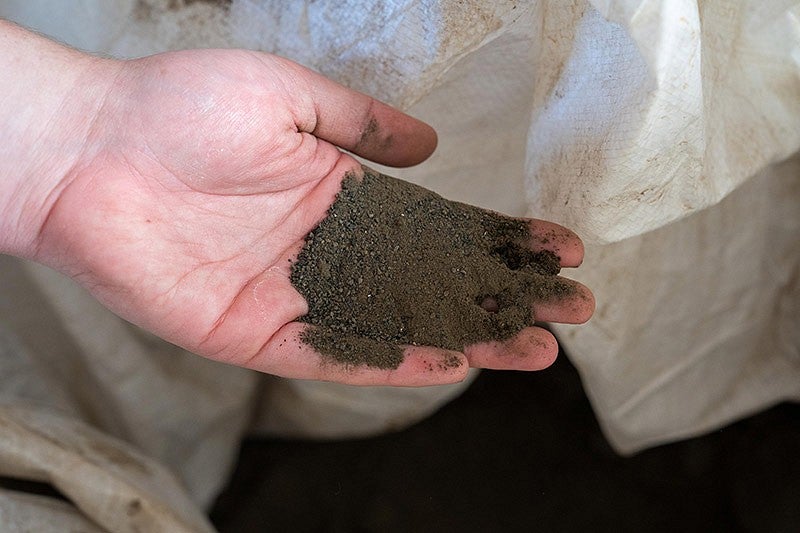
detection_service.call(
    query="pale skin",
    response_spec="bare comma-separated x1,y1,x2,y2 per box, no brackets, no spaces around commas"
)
0,21,594,386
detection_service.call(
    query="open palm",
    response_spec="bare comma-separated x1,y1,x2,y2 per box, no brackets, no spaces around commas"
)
36,49,593,386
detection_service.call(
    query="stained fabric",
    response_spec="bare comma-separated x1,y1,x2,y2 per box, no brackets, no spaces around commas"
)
0,1,798,530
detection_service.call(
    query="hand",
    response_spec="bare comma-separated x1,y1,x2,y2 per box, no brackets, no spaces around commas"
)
15,46,593,385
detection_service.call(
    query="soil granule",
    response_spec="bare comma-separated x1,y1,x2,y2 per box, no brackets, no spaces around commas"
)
290,167,575,369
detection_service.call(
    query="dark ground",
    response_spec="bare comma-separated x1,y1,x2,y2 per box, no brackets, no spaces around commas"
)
209,348,800,533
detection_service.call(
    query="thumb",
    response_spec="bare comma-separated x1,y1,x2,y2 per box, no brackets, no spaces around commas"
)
277,57,438,168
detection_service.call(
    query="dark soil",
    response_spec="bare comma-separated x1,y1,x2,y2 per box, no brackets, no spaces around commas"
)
290,167,574,369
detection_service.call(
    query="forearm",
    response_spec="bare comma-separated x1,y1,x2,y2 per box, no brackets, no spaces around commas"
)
0,20,120,259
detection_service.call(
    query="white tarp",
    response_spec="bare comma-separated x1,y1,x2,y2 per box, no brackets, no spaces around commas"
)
1,0,798,530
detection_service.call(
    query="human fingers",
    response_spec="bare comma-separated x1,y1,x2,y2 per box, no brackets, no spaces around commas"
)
276,58,437,167
532,278,595,324
527,219,585,268
243,322,469,386
463,327,558,370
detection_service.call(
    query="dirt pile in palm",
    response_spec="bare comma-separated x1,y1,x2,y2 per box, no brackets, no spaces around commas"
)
290,167,574,369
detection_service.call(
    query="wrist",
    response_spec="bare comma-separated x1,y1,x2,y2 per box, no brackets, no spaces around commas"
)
0,20,122,259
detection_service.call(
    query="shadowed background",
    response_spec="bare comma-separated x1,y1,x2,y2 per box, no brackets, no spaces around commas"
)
210,346,800,532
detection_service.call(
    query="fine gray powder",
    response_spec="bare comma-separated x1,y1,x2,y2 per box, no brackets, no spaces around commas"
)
290,168,574,369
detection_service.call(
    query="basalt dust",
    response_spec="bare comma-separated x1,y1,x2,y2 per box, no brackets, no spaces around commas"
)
289,167,575,370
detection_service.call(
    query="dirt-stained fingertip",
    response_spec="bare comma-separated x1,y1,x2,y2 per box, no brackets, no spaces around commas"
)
526,219,585,268
288,57,439,168
355,105,438,167
463,327,559,371
532,279,595,325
